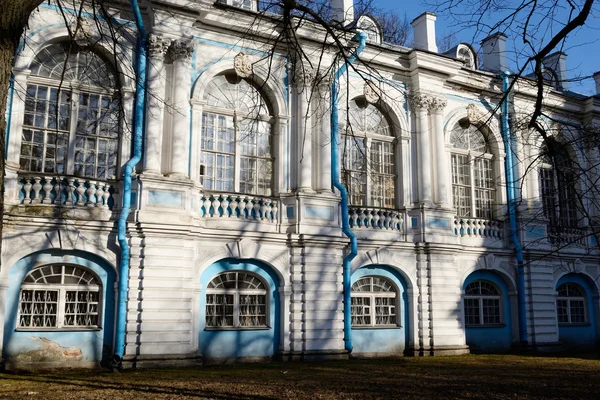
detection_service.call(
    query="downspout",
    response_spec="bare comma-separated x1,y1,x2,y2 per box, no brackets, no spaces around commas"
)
114,0,147,365
500,72,528,345
331,32,367,353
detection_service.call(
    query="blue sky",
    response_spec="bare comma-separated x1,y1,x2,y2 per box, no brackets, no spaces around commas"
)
375,0,599,96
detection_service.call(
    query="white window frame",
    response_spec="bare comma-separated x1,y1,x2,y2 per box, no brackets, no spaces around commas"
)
556,283,588,325
17,264,102,331
20,44,120,180
205,271,269,330
200,75,274,196
450,123,495,219
351,276,400,328
341,99,396,209
463,280,503,327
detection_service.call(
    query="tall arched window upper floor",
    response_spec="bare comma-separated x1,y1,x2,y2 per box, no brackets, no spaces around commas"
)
448,119,498,220
340,97,397,209
197,72,276,196
537,137,580,228
17,42,122,181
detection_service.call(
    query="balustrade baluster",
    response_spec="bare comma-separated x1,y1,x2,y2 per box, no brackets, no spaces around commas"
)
253,200,260,220
211,195,220,217
102,184,111,209
42,178,53,204
54,179,63,205
229,196,238,217
65,178,75,206
31,177,42,204
86,182,96,207
259,199,268,220
23,178,33,204
220,195,230,217
239,197,247,218
202,196,211,217
75,180,86,206
384,211,392,230
271,201,278,222
245,197,253,219
95,184,105,207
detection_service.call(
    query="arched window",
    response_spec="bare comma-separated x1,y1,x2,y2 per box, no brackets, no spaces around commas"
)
356,15,382,44
200,74,273,195
206,271,268,328
351,276,398,327
539,139,578,228
17,264,101,329
341,98,395,208
456,44,477,70
20,43,120,180
450,121,495,219
556,283,587,324
464,280,501,326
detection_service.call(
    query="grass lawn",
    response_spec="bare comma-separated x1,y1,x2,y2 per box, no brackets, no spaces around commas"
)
0,353,599,399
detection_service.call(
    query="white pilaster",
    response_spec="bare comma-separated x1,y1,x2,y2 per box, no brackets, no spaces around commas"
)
429,96,449,207
144,34,170,174
168,39,194,178
413,94,433,203
296,69,314,192
316,81,332,193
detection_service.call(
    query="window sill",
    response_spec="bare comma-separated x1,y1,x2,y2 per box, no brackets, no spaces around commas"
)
16,327,101,332
204,326,270,331
465,323,506,328
351,325,401,330
558,322,591,327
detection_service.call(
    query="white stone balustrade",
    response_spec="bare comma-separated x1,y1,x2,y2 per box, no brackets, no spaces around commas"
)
199,193,279,223
547,226,587,247
453,217,502,239
18,175,115,209
348,207,404,232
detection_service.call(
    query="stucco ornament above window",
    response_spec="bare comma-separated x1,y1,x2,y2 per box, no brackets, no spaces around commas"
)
364,80,381,104
234,52,253,78
466,103,486,126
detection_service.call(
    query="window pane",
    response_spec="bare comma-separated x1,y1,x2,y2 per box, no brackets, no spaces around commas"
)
351,296,371,326
206,294,235,327
238,294,267,327
482,298,501,324
18,290,58,328
464,298,480,325
556,299,569,323
569,300,586,323
64,290,100,327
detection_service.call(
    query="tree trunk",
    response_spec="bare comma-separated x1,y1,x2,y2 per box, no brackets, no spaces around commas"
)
0,0,44,270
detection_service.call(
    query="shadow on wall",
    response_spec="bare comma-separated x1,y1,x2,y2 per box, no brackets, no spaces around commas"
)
198,258,280,360
2,250,116,368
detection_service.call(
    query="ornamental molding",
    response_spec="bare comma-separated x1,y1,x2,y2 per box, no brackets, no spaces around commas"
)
148,34,171,57
364,80,381,104
408,92,432,111
466,103,486,125
428,96,447,113
234,52,253,78
293,64,315,89
169,39,194,62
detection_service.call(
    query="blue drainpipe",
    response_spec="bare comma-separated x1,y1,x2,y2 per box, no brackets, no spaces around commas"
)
500,72,528,345
331,32,367,353
114,0,147,365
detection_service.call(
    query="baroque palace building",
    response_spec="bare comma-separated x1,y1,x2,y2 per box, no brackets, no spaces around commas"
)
2,0,600,368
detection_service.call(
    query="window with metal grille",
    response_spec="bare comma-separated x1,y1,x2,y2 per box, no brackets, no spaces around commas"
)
205,271,268,329
340,98,396,208
351,276,399,327
556,283,587,324
450,121,495,219
20,43,120,180
464,280,502,326
539,140,579,228
18,264,101,329
201,74,273,196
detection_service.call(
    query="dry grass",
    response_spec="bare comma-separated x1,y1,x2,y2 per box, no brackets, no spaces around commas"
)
1,353,600,399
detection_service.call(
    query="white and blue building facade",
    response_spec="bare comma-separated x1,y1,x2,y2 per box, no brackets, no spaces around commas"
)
1,0,600,368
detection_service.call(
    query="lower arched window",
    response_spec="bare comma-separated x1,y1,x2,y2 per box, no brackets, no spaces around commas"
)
17,264,101,329
351,276,398,327
557,283,587,324
205,271,268,328
464,280,501,326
